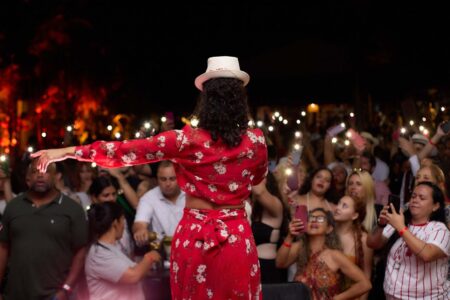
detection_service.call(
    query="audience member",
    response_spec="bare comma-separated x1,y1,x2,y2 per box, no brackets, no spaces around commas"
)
276,208,372,299
85,201,161,300
0,160,88,300
133,161,185,245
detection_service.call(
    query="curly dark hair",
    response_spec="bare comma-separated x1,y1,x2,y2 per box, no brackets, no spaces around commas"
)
194,77,250,147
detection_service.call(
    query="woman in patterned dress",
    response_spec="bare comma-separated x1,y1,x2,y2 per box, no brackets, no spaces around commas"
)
32,56,268,300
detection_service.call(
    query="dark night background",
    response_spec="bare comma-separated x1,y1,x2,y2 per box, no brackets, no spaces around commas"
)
1,0,450,119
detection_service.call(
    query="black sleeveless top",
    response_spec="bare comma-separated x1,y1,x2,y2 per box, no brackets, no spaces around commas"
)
251,221,278,245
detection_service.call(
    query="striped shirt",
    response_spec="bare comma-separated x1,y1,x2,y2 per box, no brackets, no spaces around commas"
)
383,221,450,299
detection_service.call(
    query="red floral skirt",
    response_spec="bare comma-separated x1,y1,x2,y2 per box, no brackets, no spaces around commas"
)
170,207,262,300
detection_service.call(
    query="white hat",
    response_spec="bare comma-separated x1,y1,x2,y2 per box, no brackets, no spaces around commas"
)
412,133,428,146
194,56,250,91
360,131,379,147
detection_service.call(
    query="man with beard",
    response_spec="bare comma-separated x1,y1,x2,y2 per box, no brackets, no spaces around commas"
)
133,161,185,246
0,161,88,300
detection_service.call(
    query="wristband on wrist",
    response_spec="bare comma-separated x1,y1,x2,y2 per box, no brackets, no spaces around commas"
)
283,241,292,248
398,226,408,237
428,137,437,146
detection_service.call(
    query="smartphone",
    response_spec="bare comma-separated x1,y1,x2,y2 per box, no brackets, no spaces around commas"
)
327,123,346,137
290,143,303,166
295,205,308,232
440,121,450,134
268,160,277,173
388,194,401,213
347,129,366,152
287,172,299,191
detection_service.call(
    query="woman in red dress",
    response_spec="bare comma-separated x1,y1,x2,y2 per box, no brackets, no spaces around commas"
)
32,56,268,300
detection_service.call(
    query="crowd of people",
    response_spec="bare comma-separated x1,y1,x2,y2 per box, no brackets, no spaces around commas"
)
0,56,448,299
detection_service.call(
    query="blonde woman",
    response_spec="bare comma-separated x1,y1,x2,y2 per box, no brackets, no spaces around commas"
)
346,170,377,232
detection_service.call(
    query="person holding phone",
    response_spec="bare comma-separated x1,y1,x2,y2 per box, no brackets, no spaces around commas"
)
367,182,450,299
276,208,372,299
30,56,268,300
251,172,290,283
290,167,336,215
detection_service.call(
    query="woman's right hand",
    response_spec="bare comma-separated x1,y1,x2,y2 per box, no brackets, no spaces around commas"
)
31,147,76,172
378,204,390,227
289,219,305,237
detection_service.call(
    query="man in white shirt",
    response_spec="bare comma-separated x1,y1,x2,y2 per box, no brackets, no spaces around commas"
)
133,161,185,246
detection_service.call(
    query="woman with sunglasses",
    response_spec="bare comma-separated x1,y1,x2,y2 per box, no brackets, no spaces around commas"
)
276,208,371,299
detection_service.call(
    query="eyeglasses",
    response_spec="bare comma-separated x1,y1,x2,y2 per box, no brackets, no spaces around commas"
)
308,215,327,223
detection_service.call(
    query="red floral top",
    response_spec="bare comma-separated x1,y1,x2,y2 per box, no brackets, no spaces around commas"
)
74,125,268,206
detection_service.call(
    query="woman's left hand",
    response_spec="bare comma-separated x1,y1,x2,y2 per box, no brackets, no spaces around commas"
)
385,203,406,232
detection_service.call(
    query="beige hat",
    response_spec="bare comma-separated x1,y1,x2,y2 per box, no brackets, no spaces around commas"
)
194,56,250,91
412,133,428,146
360,131,379,147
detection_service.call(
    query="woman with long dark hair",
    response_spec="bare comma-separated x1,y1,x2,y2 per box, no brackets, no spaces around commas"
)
85,202,160,300
367,182,450,299
251,171,290,283
276,208,372,299
31,56,268,299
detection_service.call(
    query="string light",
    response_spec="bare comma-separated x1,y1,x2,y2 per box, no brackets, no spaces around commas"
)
161,116,167,123
278,116,283,122
135,132,141,138
331,137,338,144
419,125,424,132
114,132,121,139
409,120,414,126
190,117,199,127
268,126,274,132
0,155,6,162
422,117,427,122
27,146,34,153
248,120,255,127
285,168,293,176
296,119,301,124
274,111,280,118
91,163,97,168
423,129,429,136
295,131,302,138
441,106,446,112
344,139,350,146
294,143,301,150
66,125,73,132
301,111,306,117
256,121,264,127
282,119,288,125
41,132,47,138
349,112,355,118
144,122,151,129
107,125,113,131
400,127,407,135
340,122,346,128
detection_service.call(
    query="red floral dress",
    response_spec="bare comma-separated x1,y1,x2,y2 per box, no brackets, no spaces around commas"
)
74,125,268,300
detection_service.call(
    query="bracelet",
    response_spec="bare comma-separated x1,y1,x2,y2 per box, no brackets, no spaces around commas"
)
428,138,437,146
283,241,292,248
415,243,427,256
398,226,408,237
